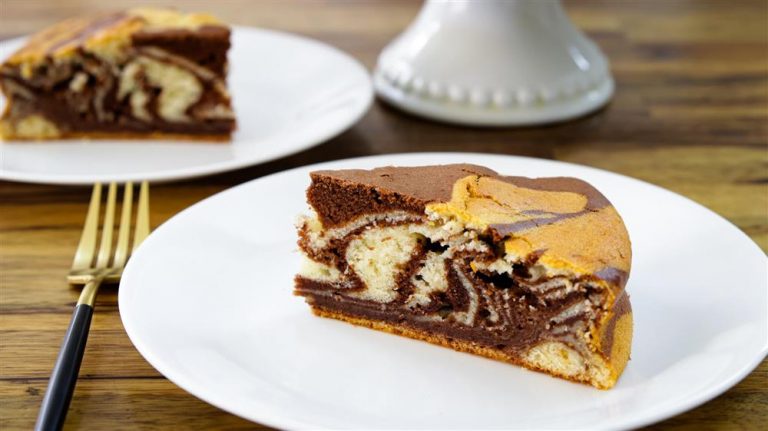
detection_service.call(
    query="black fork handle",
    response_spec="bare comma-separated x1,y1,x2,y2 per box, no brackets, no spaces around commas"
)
35,303,94,431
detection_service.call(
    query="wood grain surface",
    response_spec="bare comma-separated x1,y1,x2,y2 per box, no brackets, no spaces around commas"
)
1,0,766,429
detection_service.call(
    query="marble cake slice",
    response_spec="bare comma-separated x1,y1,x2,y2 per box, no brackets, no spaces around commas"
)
0,8,235,140
295,164,633,389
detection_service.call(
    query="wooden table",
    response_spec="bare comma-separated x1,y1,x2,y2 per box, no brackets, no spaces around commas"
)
1,0,766,429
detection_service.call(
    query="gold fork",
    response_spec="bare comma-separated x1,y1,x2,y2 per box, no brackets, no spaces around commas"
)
36,182,150,431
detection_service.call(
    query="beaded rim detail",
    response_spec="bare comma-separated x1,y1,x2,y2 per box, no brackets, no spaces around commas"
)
376,64,612,110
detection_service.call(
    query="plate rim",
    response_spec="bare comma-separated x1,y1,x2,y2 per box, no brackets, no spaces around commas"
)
0,26,374,185
119,152,768,430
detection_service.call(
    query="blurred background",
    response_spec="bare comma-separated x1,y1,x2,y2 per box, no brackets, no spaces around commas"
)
1,1,766,429
5,0,763,247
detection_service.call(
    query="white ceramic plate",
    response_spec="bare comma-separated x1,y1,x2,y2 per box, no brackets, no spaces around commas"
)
119,153,767,430
0,27,372,184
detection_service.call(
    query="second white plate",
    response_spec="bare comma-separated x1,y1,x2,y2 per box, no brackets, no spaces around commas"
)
0,27,372,184
119,153,767,430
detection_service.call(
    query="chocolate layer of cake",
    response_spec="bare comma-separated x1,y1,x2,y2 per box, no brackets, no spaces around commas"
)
0,8,235,140
295,164,633,389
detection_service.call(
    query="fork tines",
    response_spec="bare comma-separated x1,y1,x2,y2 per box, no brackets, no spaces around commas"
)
68,182,150,284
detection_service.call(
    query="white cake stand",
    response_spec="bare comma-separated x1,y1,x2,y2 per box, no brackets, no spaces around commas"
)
373,0,614,126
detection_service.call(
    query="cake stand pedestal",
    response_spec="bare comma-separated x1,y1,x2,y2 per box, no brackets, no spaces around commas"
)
373,0,614,126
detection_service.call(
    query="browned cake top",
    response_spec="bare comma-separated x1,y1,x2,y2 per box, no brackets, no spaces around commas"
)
308,164,632,287
311,164,497,203
4,8,226,69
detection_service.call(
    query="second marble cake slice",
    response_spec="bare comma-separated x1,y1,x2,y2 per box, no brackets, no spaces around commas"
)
0,8,235,140
295,164,633,389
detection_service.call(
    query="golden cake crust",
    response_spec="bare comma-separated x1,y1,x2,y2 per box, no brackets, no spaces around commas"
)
5,8,224,70
0,129,231,142
312,304,633,389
